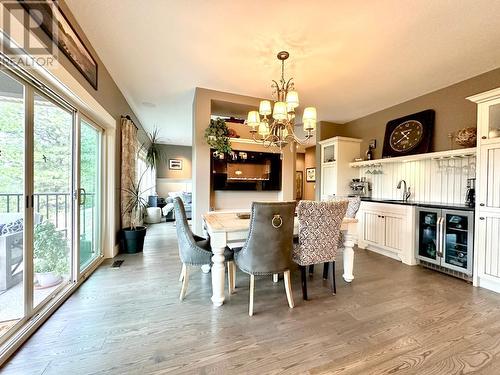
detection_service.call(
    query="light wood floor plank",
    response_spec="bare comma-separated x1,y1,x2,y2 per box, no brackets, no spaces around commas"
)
3,221,500,374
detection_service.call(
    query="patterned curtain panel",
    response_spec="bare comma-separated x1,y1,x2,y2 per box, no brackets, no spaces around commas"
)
120,117,138,228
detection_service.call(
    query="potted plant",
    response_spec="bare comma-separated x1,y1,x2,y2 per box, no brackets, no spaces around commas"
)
33,221,69,288
204,117,232,156
143,127,166,170
120,170,149,253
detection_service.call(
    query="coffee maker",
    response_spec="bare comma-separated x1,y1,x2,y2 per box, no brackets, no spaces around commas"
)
465,178,475,207
349,178,371,198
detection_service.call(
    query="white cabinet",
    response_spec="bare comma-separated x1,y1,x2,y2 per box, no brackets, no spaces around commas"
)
362,211,403,251
358,202,416,265
468,87,500,293
476,212,500,292
319,137,362,200
479,144,500,209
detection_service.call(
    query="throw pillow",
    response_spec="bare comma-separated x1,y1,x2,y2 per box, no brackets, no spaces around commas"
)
0,218,24,235
182,192,192,204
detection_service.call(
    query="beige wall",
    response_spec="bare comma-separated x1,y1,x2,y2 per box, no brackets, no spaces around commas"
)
156,145,192,179
304,147,316,200
332,67,500,160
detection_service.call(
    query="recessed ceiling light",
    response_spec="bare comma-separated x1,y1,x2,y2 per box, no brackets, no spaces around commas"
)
142,101,156,108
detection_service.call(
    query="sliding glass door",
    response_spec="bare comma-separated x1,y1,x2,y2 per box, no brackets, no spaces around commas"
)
32,93,74,308
0,70,26,339
79,119,102,272
0,62,104,346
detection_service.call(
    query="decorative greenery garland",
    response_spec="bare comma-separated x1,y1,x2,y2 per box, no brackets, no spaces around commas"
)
204,118,232,155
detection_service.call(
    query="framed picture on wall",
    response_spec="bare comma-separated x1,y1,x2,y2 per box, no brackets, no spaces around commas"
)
19,0,99,90
295,171,303,200
306,168,316,182
169,159,183,170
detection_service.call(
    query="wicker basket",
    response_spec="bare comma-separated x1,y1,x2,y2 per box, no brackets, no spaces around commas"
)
455,127,477,147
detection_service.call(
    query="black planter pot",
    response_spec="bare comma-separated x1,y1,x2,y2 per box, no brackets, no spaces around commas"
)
120,226,147,253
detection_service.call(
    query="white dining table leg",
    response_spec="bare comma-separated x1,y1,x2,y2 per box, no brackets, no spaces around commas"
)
210,232,227,306
342,224,357,283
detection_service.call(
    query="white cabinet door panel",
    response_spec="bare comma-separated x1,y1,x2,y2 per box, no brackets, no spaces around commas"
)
483,145,500,209
321,164,336,198
384,215,403,251
364,212,383,245
479,215,500,278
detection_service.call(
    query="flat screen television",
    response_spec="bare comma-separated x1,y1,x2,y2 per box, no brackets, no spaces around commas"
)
211,150,282,191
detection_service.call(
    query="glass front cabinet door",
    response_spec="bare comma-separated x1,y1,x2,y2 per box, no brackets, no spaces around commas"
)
416,209,440,265
479,99,500,143
442,210,473,275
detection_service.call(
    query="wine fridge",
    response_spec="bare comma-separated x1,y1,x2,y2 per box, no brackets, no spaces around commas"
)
415,207,474,278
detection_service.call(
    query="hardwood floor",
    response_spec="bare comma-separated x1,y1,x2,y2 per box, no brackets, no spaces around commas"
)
3,222,500,374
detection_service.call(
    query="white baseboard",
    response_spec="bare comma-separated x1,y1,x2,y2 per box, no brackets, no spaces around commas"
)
478,277,500,294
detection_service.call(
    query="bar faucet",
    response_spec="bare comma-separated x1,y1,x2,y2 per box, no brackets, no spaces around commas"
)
397,179,411,201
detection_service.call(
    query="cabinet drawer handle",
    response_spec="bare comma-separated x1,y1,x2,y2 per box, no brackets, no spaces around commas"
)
480,203,485,206
482,136,487,139
480,217,485,220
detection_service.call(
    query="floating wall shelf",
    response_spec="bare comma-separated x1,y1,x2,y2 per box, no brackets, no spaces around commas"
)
349,147,477,168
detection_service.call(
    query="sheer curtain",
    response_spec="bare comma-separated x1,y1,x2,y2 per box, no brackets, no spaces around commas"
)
137,148,156,201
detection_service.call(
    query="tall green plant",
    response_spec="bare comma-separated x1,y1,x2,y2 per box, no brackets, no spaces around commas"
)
143,127,165,170
34,221,69,275
121,169,150,230
204,118,232,155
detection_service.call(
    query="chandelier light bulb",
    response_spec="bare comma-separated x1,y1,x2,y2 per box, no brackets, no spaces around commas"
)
273,101,287,120
259,100,272,116
302,107,317,122
246,110,260,129
285,91,299,109
258,122,270,137
303,119,316,132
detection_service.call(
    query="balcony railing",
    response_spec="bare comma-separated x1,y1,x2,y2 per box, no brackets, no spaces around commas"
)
0,192,95,237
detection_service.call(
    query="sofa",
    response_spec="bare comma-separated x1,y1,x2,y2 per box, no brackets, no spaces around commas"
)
162,192,192,221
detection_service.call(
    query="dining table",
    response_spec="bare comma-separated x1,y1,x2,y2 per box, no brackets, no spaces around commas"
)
202,211,358,307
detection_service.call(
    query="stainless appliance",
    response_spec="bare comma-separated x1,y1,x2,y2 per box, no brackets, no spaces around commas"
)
465,178,476,207
349,178,371,197
415,207,474,279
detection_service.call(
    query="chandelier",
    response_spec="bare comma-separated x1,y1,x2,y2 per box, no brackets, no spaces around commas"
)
246,51,317,151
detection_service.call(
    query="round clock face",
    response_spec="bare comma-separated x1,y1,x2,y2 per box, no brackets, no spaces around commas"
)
389,120,424,152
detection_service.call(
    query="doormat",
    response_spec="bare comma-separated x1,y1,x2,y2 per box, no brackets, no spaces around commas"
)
111,260,124,268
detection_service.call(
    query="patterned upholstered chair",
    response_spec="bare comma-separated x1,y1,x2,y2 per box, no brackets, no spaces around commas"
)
329,196,361,244
292,200,348,300
174,197,235,301
234,201,296,316
320,196,361,278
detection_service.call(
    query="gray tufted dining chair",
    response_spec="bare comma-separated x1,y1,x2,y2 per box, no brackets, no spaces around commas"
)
292,200,348,300
174,197,235,301
234,201,296,316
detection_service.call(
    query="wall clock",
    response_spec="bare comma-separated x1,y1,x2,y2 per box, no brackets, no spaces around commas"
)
382,110,435,158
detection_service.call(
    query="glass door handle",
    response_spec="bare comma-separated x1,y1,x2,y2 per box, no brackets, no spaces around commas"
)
437,217,444,258
79,188,86,205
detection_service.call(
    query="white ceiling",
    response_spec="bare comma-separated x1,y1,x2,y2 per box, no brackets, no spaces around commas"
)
66,0,500,146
